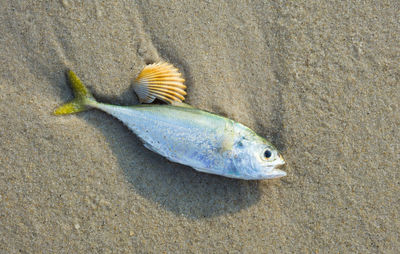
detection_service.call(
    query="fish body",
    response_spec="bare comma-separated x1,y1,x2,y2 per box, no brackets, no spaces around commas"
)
92,102,285,179
55,66,286,180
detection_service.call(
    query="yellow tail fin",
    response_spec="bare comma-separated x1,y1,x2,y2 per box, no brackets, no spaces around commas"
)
54,70,96,115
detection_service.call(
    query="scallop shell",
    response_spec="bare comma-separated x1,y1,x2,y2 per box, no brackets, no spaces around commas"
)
133,62,186,104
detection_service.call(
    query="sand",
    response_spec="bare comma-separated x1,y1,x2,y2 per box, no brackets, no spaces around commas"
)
1,1,399,253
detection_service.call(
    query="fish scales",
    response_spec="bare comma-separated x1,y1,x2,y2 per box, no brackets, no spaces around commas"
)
95,103,230,172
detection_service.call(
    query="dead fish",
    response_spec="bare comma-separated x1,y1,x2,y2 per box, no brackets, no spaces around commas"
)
54,62,286,180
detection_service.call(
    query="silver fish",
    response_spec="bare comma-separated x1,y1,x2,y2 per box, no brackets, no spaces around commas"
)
54,63,286,180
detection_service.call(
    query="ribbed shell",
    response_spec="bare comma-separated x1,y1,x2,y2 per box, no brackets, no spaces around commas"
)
133,62,186,104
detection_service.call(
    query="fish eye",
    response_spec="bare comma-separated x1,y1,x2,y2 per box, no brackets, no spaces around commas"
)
264,149,272,159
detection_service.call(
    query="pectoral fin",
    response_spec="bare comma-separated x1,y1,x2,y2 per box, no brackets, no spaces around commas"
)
220,136,234,154
219,121,235,154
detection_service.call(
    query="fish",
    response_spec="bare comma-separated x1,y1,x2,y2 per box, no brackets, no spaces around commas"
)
54,62,286,180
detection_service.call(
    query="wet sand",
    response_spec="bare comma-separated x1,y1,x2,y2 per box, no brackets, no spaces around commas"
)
1,1,399,253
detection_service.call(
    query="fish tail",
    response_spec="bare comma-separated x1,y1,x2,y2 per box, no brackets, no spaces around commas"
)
54,70,97,115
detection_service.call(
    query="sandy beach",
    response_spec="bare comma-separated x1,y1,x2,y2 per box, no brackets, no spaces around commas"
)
1,1,399,252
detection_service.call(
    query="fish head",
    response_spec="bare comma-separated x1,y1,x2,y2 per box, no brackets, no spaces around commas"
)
231,124,286,180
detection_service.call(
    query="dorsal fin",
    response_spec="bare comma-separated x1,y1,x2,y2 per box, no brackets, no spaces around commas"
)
170,101,194,108
133,62,186,104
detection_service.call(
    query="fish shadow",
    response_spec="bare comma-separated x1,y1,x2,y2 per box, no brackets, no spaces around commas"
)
84,89,261,219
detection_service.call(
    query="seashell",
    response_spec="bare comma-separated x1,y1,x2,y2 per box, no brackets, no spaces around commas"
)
133,62,186,104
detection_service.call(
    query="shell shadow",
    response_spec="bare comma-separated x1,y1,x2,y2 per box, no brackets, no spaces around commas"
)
82,88,261,219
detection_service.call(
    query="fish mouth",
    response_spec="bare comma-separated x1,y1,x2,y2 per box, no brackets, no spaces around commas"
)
269,168,287,178
261,167,286,179
274,155,285,168
269,156,286,178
